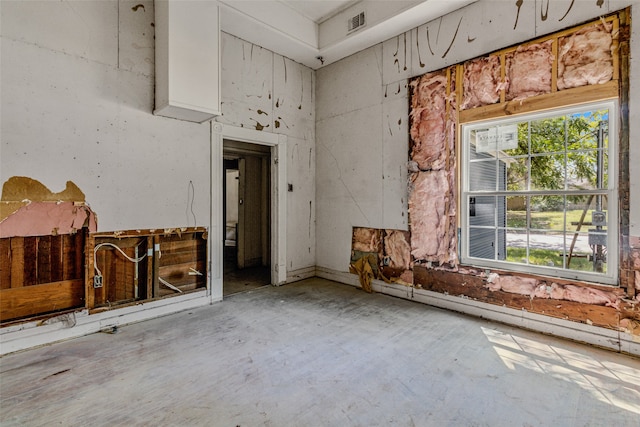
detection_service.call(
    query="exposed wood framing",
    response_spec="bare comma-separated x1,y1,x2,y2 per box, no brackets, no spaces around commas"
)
413,266,628,330
459,80,619,123
1,232,86,322
87,228,207,313
0,279,84,322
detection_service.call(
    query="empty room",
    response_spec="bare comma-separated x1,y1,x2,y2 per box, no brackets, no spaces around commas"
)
1,0,639,425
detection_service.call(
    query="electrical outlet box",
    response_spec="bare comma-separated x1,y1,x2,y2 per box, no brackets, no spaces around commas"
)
94,275,103,288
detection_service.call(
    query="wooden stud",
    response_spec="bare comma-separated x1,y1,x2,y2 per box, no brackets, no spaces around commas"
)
50,235,63,283
551,38,558,93
0,238,10,289
9,238,24,288
85,233,95,310
500,53,506,103
459,80,618,124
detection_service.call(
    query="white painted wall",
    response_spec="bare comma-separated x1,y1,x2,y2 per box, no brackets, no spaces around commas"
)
0,1,316,280
1,0,210,231
216,32,316,276
316,0,639,273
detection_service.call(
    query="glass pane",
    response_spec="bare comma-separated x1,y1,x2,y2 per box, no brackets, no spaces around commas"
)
567,110,609,151
566,195,608,232
528,232,566,267
530,116,566,154
469,159,499,191
503,156,528,191
469,227,496,260
506,196,527,229
530,153,565,190
506,231,528,265
469,196,496,227
566,232,608,274
502,122,529,157
529,195,565,231
470,130,497,158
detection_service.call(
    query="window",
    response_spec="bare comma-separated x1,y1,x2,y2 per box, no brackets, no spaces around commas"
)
461,101,618,285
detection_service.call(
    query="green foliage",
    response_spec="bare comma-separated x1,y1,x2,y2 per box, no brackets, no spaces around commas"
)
505,110,608,196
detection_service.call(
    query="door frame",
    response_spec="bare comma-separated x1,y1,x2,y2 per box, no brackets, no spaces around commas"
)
211,123,287,301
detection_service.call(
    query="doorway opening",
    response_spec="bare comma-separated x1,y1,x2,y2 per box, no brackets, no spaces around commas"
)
223,140,271,295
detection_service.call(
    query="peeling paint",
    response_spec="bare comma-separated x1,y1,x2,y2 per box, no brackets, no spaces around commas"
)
1,177,96,238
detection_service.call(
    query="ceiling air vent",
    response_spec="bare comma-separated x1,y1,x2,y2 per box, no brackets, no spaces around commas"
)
348,11,365,32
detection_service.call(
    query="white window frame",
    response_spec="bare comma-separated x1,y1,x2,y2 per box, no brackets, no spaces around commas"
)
460,100,618,285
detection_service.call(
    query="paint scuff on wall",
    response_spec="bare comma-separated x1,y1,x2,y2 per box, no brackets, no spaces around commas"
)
0,177,96,238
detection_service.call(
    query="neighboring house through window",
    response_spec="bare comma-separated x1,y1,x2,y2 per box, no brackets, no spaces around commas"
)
461,101,618,285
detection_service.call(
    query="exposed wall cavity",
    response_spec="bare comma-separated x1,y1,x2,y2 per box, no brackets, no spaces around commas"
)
1,177,96,238
557,21,614,90
350,11,639,337
350,227,413,291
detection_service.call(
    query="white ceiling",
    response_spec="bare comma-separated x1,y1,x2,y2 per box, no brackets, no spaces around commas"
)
279,0,358,23
219,0,477,70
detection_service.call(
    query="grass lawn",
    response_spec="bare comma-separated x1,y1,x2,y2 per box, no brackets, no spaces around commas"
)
507,209,601,231
506,247,600,272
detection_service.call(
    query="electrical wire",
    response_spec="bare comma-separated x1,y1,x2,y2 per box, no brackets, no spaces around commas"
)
94,242,147,278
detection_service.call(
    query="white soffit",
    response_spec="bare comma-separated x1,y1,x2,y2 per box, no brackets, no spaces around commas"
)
219,0,477,69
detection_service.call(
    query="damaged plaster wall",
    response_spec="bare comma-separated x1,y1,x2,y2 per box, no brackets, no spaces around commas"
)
215,32,316,276
316,0,640,338
316,39,410,272
0,2,317,278
1,1,210,232
317,0,639,272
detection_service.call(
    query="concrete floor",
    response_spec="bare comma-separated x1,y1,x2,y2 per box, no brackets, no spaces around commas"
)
1,278,639,426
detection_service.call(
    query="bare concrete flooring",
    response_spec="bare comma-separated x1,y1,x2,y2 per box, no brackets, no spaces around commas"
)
1,278,639,426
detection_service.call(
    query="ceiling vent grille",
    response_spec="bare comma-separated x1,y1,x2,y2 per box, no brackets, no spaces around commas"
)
348,12,365,32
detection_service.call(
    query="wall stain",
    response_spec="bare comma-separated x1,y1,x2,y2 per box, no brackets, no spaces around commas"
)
416,27,426,68
403,33,407,71
541,0,549,21
559,0,575,22
514,0,523,30
132,4,145,12
426,27,435,56
596,0,604,6
275,120,280,128
256,109,268,115
283,57,287,82
442,16,463,59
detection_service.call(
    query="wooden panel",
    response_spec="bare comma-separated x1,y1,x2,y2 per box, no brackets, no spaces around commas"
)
22,237,37,286
85,234,96,310
37,236,52,285
50,235,63,283
1,239,12,289
0,279,84,322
